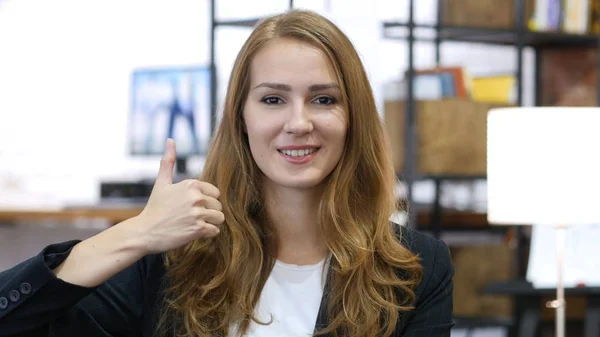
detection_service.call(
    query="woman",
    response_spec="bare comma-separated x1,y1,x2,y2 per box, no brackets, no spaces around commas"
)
0,9,453,337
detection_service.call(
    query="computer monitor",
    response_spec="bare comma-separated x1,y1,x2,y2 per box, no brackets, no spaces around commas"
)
129,65,211,175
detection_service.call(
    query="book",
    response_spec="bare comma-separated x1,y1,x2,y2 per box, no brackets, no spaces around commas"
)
413,66,471,99
471,74,516,104
563,0,591,33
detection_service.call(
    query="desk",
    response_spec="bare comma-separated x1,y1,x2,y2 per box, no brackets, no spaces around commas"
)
485,280,600,337
0,206,144,224
0,206,491,228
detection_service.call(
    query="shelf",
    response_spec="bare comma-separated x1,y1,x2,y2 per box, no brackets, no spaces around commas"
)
485,280,600,296
422,230,507,247
397,172,486,181
415,208,488,227
383,22,600,48
215,18,260,28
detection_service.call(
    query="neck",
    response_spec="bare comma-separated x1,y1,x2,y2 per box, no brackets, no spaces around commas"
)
264,181,328,265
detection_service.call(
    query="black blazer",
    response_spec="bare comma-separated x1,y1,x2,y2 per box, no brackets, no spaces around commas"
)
0,224,454,337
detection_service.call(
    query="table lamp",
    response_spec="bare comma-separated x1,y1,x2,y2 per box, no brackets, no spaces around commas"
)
486,107,600,337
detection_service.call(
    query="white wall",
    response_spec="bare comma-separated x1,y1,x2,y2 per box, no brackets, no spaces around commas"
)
0,0,533,206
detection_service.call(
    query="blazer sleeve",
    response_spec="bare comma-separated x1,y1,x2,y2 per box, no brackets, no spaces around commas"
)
0,240,147,337
402,238,455,337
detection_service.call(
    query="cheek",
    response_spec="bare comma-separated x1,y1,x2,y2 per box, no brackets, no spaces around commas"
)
245,117,277,141
243,105,281,150
321,117,348,144
243,104,262,137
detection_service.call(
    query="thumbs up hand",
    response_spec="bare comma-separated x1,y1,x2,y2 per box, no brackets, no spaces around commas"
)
136,139,224,254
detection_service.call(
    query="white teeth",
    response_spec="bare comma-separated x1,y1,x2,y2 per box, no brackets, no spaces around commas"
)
280,148,318,157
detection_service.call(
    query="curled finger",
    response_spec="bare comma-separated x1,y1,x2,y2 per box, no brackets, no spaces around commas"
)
199,208,225,226
194,221,220,238
193,194,222,212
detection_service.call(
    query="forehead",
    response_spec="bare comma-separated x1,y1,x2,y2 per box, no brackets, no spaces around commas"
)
249,37,338,86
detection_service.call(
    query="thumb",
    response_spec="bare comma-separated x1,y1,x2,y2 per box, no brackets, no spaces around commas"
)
156,138,176,185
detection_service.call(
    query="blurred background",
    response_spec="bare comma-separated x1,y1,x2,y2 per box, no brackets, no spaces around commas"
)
1,0,599,336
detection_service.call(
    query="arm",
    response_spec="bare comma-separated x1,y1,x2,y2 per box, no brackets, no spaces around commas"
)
0,216,150,337
402,239,455,337
53,216,148,287
0,139,223,336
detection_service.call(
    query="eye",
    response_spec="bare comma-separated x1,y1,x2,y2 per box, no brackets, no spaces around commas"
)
312,96,336,105
261,96,284,105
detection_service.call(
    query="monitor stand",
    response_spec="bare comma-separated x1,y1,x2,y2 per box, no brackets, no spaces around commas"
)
175,157,188,175
174,157,194,182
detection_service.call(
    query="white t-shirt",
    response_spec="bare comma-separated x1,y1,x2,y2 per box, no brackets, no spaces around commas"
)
229,256,330,337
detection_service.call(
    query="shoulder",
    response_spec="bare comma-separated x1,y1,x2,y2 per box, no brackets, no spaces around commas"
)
391,223,455,334
394,222,452,269
392,222,454,302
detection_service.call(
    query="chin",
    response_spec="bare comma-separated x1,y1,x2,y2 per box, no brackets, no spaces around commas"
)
269,174,326,190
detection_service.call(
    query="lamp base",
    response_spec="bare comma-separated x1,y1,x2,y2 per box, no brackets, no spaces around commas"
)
545,224,567,337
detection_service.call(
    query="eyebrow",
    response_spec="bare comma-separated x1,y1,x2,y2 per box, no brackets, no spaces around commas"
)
308,83,340,92
252,82,340,92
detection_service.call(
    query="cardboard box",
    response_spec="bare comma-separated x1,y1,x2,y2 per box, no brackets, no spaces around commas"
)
450,244,513,317
441,0,535,29
383,98,507,176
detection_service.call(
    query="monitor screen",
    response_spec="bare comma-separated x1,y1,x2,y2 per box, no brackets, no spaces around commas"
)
129,66,211,157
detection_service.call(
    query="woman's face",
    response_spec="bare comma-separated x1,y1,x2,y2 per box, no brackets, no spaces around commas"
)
243,37,347,191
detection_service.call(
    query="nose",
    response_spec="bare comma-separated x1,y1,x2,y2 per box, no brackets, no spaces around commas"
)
283,102,313,135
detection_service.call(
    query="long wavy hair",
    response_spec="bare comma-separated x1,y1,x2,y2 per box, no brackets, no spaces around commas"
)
158,9,423,337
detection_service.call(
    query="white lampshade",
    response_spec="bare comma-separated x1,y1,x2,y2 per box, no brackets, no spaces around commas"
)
487,107,600,226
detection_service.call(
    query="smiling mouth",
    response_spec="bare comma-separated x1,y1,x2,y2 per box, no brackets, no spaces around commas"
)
277,148,320,157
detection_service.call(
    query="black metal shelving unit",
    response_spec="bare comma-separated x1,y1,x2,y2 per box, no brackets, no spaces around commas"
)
383,1,600,335
208,0,295,134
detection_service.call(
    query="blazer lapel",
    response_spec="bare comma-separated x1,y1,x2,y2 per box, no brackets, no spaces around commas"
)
313,257,334,336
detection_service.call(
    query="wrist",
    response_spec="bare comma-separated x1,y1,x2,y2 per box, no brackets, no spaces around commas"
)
114,215,152,257
53,215,151,287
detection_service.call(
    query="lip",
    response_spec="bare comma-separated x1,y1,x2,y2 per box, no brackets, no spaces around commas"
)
277,145,321,151
277,147,320,164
